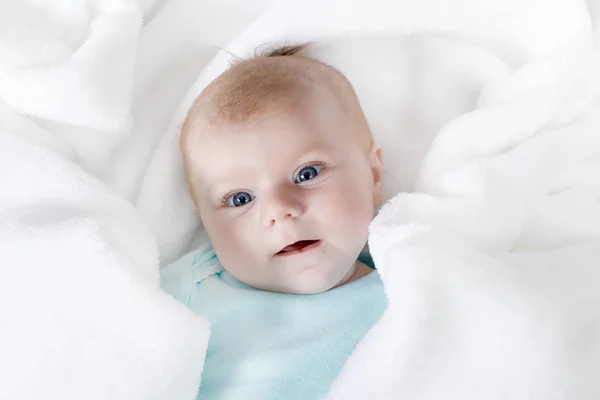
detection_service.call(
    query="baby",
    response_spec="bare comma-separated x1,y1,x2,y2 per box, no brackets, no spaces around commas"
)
161,45,386,400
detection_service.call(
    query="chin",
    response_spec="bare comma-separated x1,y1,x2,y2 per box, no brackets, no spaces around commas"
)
287,267,353,294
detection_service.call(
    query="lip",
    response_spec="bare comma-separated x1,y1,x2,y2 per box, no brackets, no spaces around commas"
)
274,239,322,257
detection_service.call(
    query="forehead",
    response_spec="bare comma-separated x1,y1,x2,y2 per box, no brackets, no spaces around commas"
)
186,94,356,177
190,112,336,176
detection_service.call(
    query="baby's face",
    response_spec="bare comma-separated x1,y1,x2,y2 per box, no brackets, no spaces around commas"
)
186,97,381,294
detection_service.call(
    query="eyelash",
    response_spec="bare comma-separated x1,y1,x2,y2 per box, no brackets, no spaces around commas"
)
296,161,327,177
219,161,328,205
220,190,242,206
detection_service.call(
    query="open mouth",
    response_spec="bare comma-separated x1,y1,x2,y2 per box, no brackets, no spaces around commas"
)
275,239,321,256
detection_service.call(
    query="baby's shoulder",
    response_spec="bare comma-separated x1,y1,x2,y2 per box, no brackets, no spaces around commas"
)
160,243,221,306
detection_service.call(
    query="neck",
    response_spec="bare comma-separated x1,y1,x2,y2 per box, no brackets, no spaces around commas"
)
332,260,372,289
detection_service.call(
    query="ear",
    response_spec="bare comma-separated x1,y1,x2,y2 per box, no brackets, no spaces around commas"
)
368,143,383,207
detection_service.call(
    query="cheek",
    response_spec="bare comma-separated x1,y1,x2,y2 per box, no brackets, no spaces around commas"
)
313,172,374,237
200,212,252,266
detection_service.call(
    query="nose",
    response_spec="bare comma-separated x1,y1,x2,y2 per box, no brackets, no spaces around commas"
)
262,187,305,228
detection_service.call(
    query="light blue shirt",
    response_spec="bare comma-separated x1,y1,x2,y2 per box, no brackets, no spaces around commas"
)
160,243,386,400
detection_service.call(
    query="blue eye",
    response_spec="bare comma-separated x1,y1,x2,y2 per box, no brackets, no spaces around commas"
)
295,165,323,183
226,191,255,207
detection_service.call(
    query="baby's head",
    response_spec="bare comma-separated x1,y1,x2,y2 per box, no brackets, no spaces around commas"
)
181,45,383,294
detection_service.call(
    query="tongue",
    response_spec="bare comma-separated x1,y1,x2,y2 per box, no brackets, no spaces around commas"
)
281,240,316,252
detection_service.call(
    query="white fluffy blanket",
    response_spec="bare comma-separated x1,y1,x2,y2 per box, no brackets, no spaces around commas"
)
1,0,600,399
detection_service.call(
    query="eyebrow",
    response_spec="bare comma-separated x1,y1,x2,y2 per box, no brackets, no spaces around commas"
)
292,147,331,165
204,177,252,204
204,180,232,199
201,146,332,195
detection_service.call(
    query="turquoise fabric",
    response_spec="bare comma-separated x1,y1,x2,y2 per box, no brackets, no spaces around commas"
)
160,243,386,400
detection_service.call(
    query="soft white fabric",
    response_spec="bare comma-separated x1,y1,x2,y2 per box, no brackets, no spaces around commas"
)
2,0,600,399
328,99,600,399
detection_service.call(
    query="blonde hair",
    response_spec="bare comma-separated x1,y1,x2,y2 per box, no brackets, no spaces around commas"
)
181,44,373,152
